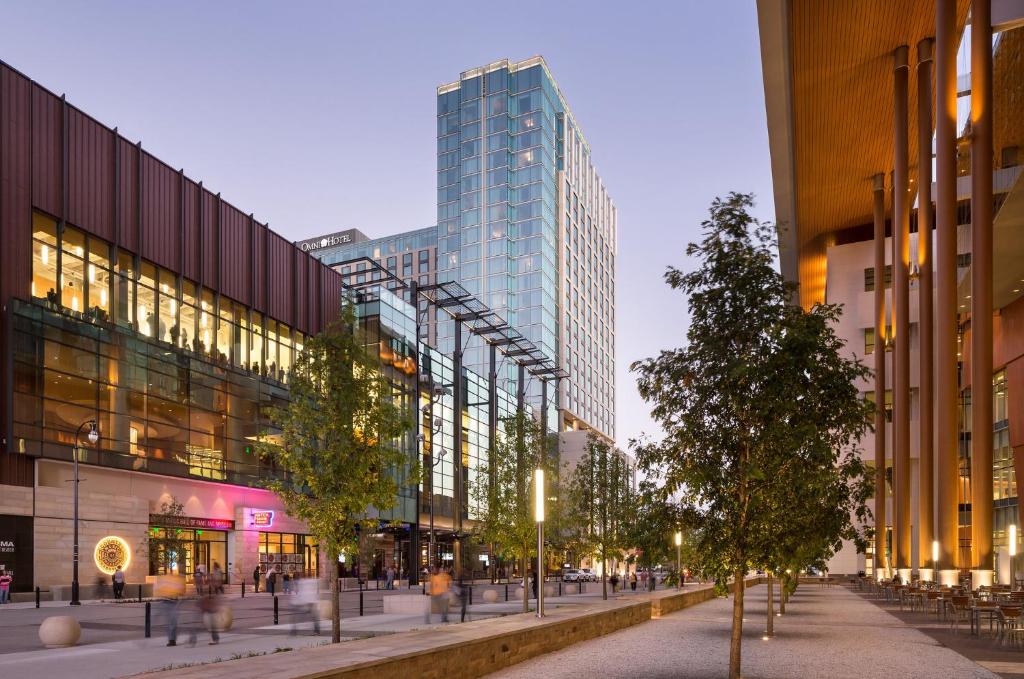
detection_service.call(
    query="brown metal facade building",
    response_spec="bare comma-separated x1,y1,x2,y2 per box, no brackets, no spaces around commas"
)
0,60,348,592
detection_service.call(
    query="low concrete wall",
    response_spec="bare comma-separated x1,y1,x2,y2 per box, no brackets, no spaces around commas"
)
153,579,766,679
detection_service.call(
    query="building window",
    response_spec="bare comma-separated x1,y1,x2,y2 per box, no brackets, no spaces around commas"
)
864,390,893,422
864,265,893,292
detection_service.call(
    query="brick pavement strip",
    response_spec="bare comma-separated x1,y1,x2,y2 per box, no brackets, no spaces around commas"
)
138,580,766,679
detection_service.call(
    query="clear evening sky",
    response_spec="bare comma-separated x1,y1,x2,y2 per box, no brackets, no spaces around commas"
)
1,1,774,451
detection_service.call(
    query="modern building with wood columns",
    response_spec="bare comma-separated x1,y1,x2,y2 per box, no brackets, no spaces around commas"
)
757,0,1024,584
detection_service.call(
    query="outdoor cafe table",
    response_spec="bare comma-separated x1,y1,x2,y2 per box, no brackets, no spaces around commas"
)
972,603,1000,636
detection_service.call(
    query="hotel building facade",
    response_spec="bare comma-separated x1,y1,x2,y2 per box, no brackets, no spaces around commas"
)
758,0,1024,581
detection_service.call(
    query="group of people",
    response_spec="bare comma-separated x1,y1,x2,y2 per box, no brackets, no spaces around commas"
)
609,569,662,593
252,565,301,595
425,566,471,624
192,562,226,595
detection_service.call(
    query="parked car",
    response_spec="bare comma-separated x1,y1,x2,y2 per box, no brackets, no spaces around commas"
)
562,569,585,582
579,568,597,582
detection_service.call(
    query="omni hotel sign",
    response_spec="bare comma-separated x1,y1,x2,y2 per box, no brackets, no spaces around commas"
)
296,229,362,253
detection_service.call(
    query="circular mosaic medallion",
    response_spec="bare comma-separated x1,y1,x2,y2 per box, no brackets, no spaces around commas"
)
94,536,131,574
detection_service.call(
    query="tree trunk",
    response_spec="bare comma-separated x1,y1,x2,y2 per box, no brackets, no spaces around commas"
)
522,552,529,614
329,548,341,643
766,572,774,637
730,568,745,679
780,575,787,614
600,555,606,598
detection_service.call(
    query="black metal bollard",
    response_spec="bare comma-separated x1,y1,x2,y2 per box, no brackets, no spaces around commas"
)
505,584,509,601
138,584,143,602
241,579,245,598
559,582,562,597
359,590,364,616
144,601,151,638
273,595,279,625
35,586,40,608
469,585,472,606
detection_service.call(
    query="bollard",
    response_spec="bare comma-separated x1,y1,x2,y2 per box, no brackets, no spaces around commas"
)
35,586,40,608
273,595,279,625
359,590,364,616
138,584,143,602
469,585,473,606
145,601,151,638
241,579,245,598
505,584,509,601
559,582,562,597
422,581,426,595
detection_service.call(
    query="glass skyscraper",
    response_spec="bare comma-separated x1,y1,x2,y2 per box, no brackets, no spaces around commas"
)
436,57,616,440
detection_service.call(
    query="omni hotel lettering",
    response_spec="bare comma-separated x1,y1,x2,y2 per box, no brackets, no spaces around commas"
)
296,229,365,253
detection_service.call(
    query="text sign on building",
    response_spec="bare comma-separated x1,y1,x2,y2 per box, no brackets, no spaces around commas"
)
149,514,235,531
296,230,359,253
251,510,275,528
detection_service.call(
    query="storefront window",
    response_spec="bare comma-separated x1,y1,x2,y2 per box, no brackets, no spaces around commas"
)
115,251,135,328
217,300,233,364
258,532,318,578
199,289,214,354
158,269,177,344
61,226,86,313
250,312,264,375
148,526,228,577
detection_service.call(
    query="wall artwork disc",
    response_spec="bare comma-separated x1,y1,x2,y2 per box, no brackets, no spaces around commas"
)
94,536,132,575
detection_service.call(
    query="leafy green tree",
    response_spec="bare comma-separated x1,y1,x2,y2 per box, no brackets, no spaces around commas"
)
621,483,686,589
470,411,553,613
564,434,632,599
140,497,189,575
258,302,413,643
632,193,871,678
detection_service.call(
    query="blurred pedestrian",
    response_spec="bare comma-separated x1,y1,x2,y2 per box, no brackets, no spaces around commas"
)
267,567,278,596
640,570,648,590
155,574,186,647
291,577,321,636
385,563,396,590
630,571,637,592
609,572,619,593
193,565,206,596
283,570,291,595
252,566,261,593
191,593,222,645
112,566,126,599
425,566,450,624
457,575,469,622
0,570,11,604
211,562,224,595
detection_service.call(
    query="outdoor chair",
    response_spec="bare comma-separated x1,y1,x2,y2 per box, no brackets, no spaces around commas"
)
998,606,1023,647
949,595,971,633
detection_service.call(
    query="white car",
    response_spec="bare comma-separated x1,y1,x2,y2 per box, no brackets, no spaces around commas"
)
579,568,597,582
562,569,585,582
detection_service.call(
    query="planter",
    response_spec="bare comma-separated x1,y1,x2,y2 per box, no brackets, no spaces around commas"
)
38,616,81,648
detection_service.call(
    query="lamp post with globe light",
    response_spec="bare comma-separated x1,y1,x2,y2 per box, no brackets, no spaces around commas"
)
71,419,99,605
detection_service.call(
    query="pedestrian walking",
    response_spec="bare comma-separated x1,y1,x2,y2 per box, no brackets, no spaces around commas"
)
609,572,619,593
267,567,278,596
425,566,451,623
0,570,11,604
640,570,648,591
192,593,222,645
252,566,261,593
211,561,224,595
283,570,291,595
193,565,207,596
155,574,186,647
630,571,637,592
385,563,396,590
112,566,126,599
290,577,321,636
457,575,469,622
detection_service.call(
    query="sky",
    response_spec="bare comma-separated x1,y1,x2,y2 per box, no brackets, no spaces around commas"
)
1,0,776,450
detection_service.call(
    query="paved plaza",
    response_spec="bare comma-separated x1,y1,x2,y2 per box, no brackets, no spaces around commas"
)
488,585,1001,679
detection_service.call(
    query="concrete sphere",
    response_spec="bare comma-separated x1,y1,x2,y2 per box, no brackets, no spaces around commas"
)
515,587,526,599
565,583,579,595
38,616,81,648
482,589,499,603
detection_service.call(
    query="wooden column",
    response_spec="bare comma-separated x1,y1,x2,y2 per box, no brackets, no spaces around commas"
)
892,44,913,581
970,0,994,587
934,0,960,587
917,37,936,581
873,172,889,579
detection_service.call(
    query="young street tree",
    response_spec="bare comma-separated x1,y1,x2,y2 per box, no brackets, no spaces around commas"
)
632,193,871,679
564,433,631,600
259,302,413,644
471,410,553,613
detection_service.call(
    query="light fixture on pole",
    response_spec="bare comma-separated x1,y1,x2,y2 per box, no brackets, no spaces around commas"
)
1011,525,1018,590
674,531,683,590
535,467,545,619
931,540,939,583
71,419,99,606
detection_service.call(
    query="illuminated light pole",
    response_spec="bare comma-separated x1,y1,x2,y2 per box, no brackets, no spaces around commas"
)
1011,526,1018,590
71,419,99,606
674,531,682,590
535,468,545,619
932,540,940,583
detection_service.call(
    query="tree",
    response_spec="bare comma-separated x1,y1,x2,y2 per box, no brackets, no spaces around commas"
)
140,497,189,575
564,434,631,599
632,193,871,678
620,483,687,589
470,411,551,613
258,302,413,643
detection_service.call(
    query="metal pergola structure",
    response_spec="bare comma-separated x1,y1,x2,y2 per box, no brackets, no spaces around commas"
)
333,257,565,581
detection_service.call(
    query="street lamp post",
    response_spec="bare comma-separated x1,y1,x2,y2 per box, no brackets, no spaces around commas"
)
420,384,450,573
674,531,682,590
535,468,545,619
71,419,99,606
1011,525,1018,590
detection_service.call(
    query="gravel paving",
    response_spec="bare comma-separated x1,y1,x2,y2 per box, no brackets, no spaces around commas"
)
488,584,999,679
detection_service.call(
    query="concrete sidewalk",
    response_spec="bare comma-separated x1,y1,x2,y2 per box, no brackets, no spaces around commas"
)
490,582,999,679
